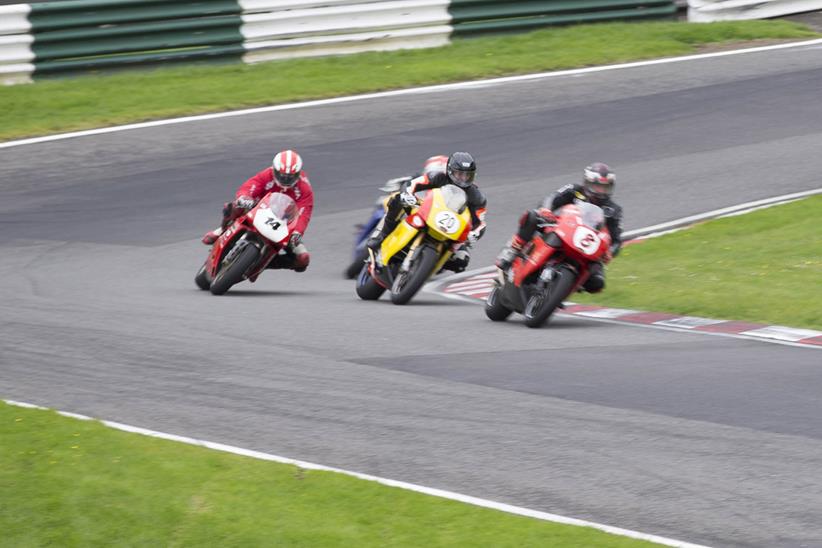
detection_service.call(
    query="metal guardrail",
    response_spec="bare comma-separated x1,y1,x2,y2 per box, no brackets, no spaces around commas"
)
688,0,822,22
449,0,677,35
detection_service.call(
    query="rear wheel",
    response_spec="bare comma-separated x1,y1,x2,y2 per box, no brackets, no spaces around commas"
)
209,244,259,295
484,284,512,321
390,244,439,305
523,266,576,328
355,264,386,301
194,262,211,290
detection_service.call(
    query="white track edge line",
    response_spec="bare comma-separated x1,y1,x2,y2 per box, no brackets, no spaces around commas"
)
2,398,709,548
3,38,822,150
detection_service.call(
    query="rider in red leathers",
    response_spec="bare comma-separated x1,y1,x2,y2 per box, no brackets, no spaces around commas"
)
202,149,314,272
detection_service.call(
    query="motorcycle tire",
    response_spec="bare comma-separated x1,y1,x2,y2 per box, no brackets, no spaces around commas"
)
344,248,369,280
523,266,576,328
355,264,386,301
209,244,259,296
390,244,438,305
484,285,512,322
195,262,211,291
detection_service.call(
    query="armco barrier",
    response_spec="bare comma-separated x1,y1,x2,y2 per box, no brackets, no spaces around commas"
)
240,0,452,63
688,0,822,22
1,0,453,82
13,0,814,84
449,0,677,36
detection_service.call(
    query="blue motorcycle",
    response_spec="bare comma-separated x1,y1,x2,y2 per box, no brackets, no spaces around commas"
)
344,177,410,279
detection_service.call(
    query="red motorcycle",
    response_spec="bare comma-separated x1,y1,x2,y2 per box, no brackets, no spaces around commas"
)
195,193,301,295
485,200,612,328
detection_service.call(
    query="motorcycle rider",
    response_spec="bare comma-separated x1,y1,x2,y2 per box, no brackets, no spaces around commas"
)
201,149,314,272
497,162,623,293
366,152,486,273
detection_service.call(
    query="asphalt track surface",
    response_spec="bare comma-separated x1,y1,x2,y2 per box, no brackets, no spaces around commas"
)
2,44,822,547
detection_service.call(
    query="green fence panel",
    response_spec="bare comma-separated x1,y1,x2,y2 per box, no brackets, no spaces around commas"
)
34,43,245,77
27,0,244,79
32,16,242,61
451,0,672,21
449,0,677,36
29,0,241,31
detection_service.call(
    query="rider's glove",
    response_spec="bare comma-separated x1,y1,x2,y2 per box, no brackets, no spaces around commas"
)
235,196,256,210
537,208,557,223
400,191,418,207
467,226,485,244
289,232,302,250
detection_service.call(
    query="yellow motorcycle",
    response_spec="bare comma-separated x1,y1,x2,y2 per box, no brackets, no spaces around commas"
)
356,185,472,305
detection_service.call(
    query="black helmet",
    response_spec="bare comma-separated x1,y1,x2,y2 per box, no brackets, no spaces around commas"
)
447,152,476,188
582,162,615,205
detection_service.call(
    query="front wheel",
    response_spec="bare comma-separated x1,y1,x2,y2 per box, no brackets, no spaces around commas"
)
355,264,386,301
209,244,260,295
390,244,439,305
523,266,576,328
485,285,512,321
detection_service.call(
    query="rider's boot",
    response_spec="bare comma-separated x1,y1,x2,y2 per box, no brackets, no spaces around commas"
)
495,235,526,270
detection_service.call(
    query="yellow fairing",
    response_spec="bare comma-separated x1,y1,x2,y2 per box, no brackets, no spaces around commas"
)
380,220,420,264
426,190,471,241
379,186,470,264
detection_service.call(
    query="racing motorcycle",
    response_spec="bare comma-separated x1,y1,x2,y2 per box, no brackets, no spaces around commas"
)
195,192,301,295
356,184,472,305
344,177,409,279
485,200,612,327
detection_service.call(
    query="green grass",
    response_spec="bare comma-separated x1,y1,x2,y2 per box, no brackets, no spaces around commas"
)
0,401,662,547
576,195,822,329
2,20,817,141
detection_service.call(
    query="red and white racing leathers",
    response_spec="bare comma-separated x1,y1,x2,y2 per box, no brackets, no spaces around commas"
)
235,167,314,237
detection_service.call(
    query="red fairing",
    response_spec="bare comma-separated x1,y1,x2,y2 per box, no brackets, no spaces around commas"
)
235,167,314,235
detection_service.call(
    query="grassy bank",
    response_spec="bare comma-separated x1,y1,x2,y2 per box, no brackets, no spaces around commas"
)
577,195,822,329
2,20,817,141
0,401,662,547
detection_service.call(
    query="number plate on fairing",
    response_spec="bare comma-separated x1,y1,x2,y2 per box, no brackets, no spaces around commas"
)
434,211,460,235
253,208,290,243
573,227,601,256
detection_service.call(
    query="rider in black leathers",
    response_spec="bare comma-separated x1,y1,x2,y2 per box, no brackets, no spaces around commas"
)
367,152,487,273
497,162,623,293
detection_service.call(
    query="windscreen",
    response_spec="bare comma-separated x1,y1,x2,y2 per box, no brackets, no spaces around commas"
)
267,193,298,222
575,200,605,230
440,184,468,212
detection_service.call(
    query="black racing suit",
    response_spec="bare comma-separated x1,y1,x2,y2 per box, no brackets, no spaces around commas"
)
516,184,622,293
371,171,487,272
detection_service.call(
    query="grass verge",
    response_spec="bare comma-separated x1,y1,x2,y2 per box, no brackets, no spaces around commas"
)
2,20,818,142
0,401,663,547
575,195,822,330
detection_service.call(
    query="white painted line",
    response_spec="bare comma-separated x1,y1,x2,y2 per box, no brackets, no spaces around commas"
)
3,38,822,149
2,398,709,548
740,326,822,342
575,308,639,319
653,317,727,329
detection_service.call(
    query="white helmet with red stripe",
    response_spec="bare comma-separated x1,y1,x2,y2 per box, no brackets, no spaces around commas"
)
272,149,303,188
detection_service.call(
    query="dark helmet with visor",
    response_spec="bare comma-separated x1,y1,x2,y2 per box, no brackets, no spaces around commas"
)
582,162,615,205
447,152,476,189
